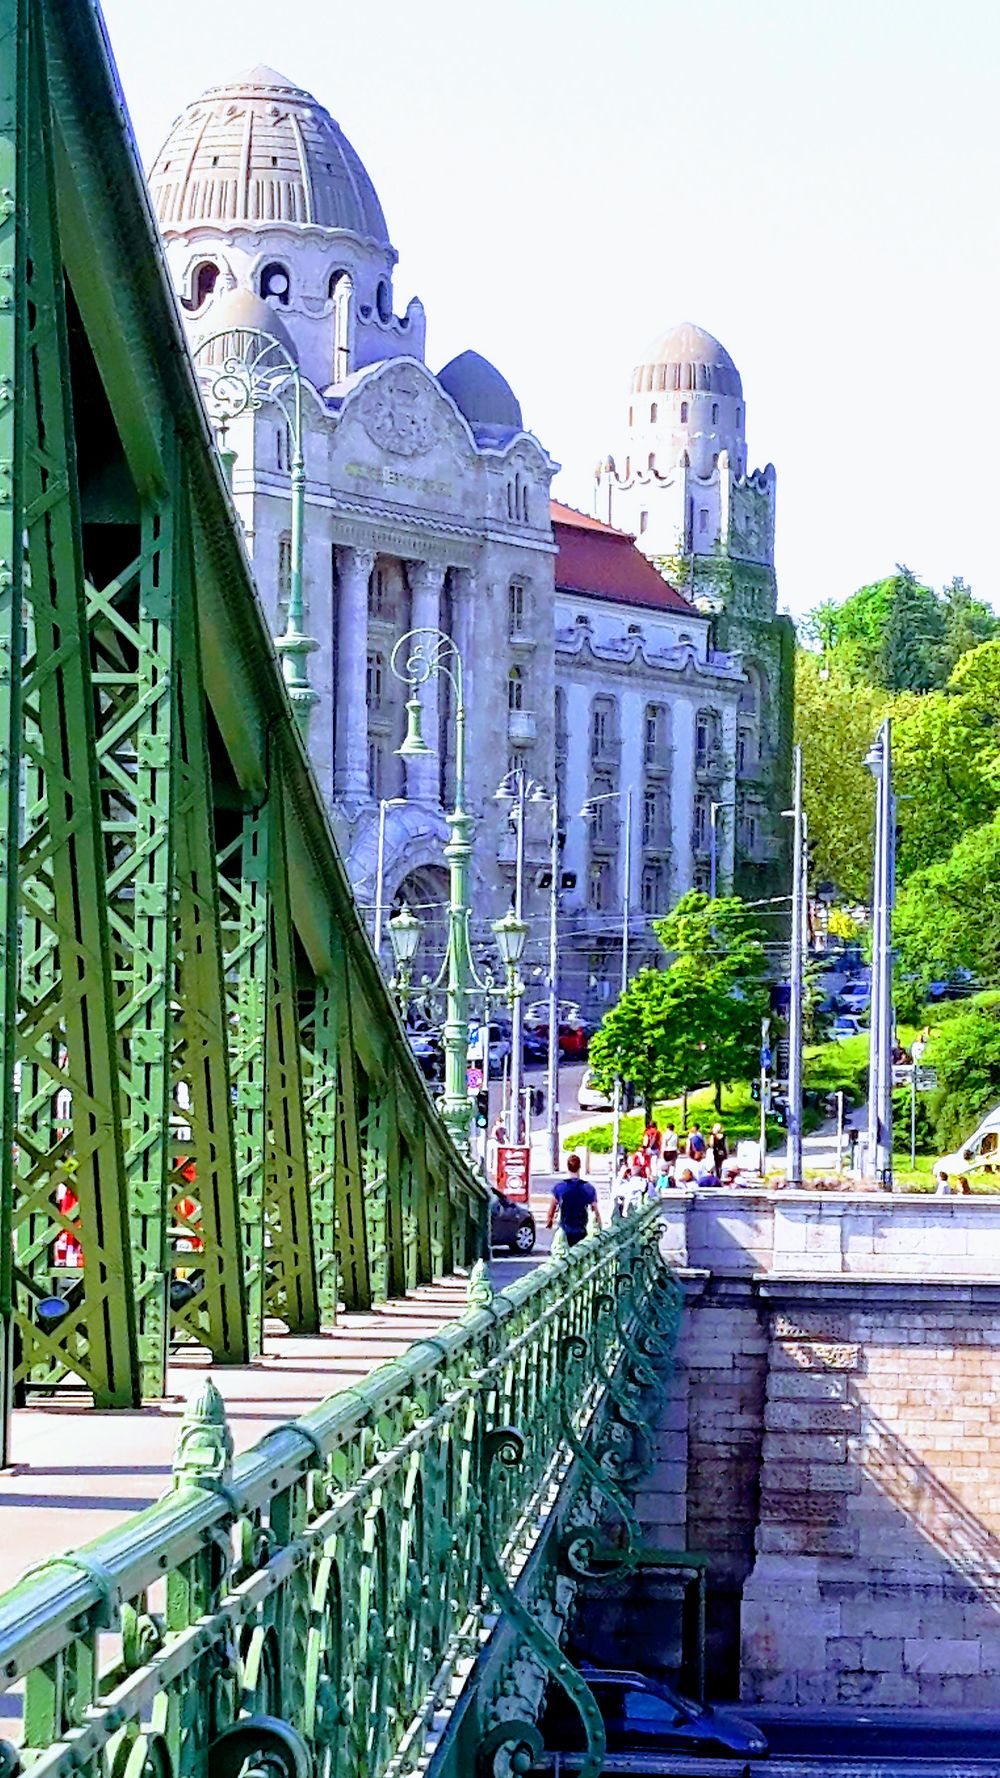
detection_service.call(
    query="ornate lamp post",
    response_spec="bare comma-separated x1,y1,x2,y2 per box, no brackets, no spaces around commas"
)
390,628,527,1153
387,902,422,1015
495,768,550,1142
192,327,318,740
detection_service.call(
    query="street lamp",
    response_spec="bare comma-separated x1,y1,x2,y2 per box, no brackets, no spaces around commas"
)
390,628,526,1154
496,768,550,1143
580,787,633,1169
387,902,422,1015
193,326,318,740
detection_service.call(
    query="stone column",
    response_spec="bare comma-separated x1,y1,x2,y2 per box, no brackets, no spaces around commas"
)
406,560,446,807
333,545,375,800
672,698,697,896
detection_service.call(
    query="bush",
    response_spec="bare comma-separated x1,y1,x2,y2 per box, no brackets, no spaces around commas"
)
891,1086,935,1152
926,1002,1000,1151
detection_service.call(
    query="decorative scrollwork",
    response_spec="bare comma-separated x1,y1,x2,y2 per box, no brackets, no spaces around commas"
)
478,1428,606,1778
209,1717,310,1778
556,1333,640,1586
194,333,297,431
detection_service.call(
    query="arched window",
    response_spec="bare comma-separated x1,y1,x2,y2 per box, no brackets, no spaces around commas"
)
624,456,631,477
647,451,656,470
680,401,689,423
712,452,719,468
376,278,392,322
628,406,634,425
639,510,649,533
260,262,290,304
650,402,658,422
711,402,719,425
508,581,526,636
507,481,514,520
508,667,523,712
521,481,530,523
184,260,219,311
736,406,742,427
329,270,353,381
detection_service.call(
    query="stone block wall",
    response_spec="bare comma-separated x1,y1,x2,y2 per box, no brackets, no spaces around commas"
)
638,1194,1000,1704
741,1279,1000,1707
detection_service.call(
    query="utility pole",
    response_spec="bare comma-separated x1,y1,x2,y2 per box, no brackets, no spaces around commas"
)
786,744,804,1185
865,719,895,1189
546,795,561,1172
611,791,632,1172
509,771,527,1143
759,1015,771,1175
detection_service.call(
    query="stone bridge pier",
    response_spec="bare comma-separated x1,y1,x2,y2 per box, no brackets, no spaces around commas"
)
640,1190,1000,1707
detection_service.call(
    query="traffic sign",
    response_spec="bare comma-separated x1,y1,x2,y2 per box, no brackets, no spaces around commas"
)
760,1046,772,1071
466,1065,483,1091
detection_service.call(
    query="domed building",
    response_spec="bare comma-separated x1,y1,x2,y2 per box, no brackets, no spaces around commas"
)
151,69,791,1018
596,322,794,898
150,67,560,968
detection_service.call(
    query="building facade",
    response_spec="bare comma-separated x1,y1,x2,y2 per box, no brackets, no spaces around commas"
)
596,322,794,900
149,70,790,1003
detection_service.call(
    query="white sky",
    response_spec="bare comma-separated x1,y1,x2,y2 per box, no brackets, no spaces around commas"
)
101,0,1000,619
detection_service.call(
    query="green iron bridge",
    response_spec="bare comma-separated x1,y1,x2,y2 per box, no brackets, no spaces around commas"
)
0,2,684,1773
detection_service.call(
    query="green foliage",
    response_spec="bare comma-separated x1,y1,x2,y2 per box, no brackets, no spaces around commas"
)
891,1086,935,1152
925,1002,1000,1151
587,892,769,1118
892,641,1000,879
895,810,1000,991
803,1033,869,1105
794,651,886,900
806,567,999,695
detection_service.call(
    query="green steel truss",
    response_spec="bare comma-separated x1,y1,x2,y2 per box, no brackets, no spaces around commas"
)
0,0,486,1461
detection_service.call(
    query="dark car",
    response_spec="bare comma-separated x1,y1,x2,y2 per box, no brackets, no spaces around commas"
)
490,1188,536,1255
540,1667,768,1759
522,1028,549,1063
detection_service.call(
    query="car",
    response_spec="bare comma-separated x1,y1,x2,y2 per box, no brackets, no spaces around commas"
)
407,1029,442,1081
838,985,871,1012
832,1014,866,1041
490,1188,536,1254
540,1666,768,1759
934,1103,1000,1185
521,1027,549,1064
577,1067,613,1112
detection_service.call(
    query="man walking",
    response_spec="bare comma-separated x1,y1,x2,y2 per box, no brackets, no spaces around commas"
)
547,1152,601,1248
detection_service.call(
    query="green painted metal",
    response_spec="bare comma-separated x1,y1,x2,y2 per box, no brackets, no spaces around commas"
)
0,0,486,1450
0,1204,680,1778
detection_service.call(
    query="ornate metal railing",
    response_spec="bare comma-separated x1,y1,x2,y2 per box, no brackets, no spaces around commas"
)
0,1207,681,1778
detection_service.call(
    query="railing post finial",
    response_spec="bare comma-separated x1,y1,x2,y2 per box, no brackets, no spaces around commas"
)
466,1257,495,1314
172,1377,234,1493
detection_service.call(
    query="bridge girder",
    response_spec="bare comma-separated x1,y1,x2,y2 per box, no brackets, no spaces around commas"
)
0,0,486,1460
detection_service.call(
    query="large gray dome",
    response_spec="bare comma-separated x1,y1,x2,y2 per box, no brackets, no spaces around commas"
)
149,65,391,244
437,351,522,431
632,321,743,399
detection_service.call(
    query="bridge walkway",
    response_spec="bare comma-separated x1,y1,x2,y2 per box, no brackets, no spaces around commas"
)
0,1275,468,1593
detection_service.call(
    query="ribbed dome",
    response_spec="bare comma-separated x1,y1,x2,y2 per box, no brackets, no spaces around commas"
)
149,65,391,244
632,321,743,399
192,287,298,361
437,351,522,430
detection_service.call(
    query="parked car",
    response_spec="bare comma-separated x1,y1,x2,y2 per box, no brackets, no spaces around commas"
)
832,1013,866,1041
522,1027,549,1064
407,1029,442,1081
490,1188,536,1254
540,1666,768,1759
838,984,871,1013
934,1104,1000,1185
577,1067,613,1112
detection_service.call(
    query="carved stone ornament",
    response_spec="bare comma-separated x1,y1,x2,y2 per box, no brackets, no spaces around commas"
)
357,368,440,458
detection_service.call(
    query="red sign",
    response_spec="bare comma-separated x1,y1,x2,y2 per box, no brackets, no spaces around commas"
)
497,1144,531,1203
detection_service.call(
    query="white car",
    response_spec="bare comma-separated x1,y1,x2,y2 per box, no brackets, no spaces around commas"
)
577,1067,613,1112
934,1105,1000,1184
831,1013,865,1041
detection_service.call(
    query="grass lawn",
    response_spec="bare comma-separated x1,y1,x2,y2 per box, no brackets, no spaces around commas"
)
572,1079,784,1155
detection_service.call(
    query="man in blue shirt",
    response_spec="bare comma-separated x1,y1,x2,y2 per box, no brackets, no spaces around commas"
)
547,1153,601,1247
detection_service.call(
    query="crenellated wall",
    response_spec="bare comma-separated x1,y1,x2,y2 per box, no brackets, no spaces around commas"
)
641,1191,1000,1705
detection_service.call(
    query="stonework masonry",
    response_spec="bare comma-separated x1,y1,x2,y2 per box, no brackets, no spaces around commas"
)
641,1192,1000,1706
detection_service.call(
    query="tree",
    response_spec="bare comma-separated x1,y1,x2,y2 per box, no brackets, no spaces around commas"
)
892,641,1000,878
806,568,946,693
653,893,770,1112
940,577,1000,679
894,810,1000,992
588,892,770,1121
794,650,886,901
587,966,703,1124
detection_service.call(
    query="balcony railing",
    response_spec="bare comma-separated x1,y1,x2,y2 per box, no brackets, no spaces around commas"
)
0,1209,679,1778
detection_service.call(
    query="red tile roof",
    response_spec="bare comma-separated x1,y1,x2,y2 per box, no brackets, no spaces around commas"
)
550,500,693,615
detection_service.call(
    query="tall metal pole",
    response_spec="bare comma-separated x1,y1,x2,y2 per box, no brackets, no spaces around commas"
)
709,800,719,900
786,744,804,1184
759,1015,771,1175
879,720,895,1188
374,797,388,961
441,671,473,1153
546,794,561,1172
611,791,632,1171
508,771,527,1143
866,750,883,1180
